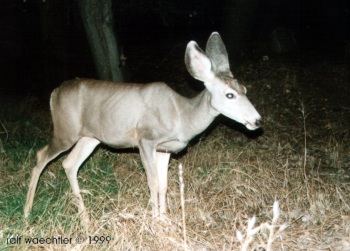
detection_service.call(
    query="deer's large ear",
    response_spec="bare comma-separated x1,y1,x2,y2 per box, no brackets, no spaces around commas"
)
205,32,232,76
185,41,214,82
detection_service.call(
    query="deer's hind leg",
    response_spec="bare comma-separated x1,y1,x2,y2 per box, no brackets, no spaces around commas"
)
62,137,100,225
24,137,74,218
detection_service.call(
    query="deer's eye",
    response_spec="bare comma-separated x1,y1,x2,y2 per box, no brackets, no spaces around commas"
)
226,93,235,99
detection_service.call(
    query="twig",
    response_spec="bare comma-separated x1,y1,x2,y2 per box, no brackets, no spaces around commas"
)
0,120,8,140
236,201,287,251
178,163,187,249
300,102,310,201
0,120,8,153
336,187,350,211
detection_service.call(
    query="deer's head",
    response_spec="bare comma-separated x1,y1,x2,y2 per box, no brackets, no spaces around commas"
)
185,32,261,130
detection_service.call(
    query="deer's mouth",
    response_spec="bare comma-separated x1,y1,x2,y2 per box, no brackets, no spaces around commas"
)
244,122,260,131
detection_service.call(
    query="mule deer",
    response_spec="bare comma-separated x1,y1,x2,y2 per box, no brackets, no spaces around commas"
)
24,32,261,224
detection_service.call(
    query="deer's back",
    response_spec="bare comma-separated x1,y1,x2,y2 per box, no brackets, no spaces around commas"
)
49,79,183,148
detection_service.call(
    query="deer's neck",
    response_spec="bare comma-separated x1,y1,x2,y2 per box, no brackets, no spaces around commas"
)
180,89,219,140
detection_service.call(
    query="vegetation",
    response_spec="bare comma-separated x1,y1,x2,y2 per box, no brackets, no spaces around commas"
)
0,54,349,250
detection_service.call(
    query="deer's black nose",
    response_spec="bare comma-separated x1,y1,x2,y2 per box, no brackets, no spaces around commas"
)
255,119,262,128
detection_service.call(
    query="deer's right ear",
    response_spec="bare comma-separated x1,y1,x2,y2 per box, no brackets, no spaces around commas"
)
185,41,214,82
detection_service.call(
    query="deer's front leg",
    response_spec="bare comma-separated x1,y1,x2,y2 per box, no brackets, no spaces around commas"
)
138,139,159,218
155,151,171,218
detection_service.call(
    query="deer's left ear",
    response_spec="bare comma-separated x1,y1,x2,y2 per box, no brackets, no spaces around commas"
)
185,41,214,83
206,32,233,77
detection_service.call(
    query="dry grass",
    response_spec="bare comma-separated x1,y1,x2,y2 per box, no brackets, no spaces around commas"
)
0,60,349,250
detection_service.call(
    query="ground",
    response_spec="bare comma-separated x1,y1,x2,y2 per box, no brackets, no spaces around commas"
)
0,41,349,250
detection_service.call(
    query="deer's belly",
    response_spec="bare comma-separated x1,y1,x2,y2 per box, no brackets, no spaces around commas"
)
157,140,188,154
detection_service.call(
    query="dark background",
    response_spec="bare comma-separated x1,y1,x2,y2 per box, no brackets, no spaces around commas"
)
0,0,349,96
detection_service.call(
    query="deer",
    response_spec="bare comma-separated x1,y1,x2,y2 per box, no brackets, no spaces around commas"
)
24,32,261,225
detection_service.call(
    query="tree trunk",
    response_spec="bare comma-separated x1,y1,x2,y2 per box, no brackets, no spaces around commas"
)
79,0,123,81
222,0,258,65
